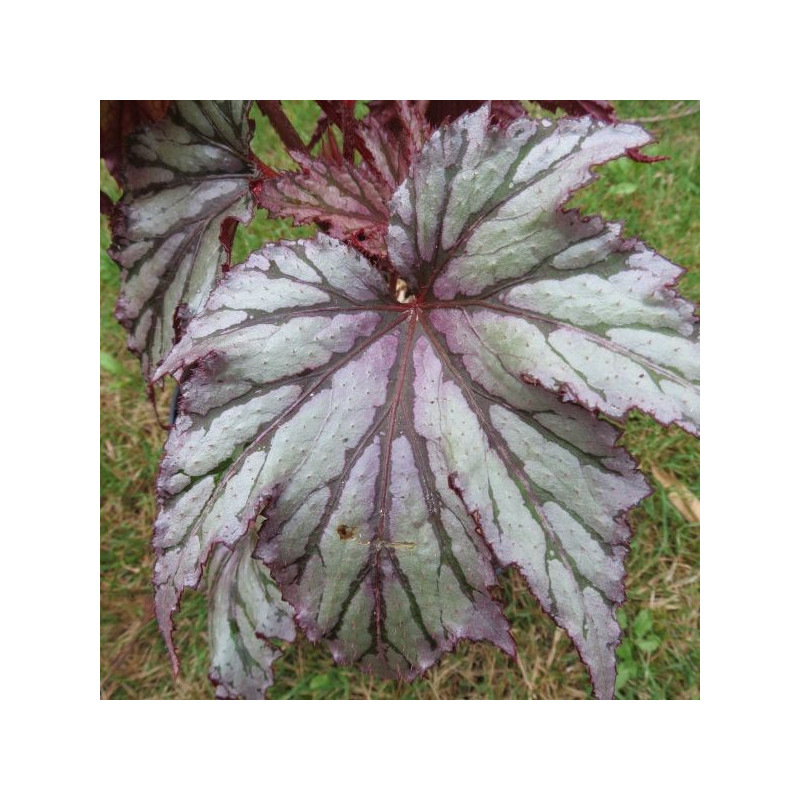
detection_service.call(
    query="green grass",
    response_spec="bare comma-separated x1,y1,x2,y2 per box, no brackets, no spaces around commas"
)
100,100,699,699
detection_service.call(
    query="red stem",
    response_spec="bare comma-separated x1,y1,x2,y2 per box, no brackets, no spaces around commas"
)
257,101,309,161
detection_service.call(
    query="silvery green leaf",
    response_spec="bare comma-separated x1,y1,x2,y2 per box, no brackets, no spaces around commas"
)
111,101,257,379
152,235,514,682
207,532,295,699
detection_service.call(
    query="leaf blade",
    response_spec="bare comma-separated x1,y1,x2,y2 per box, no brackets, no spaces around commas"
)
153,235,515,680
207,532,296,699
110,100,257,379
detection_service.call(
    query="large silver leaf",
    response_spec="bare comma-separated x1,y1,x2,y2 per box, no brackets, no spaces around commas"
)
153,235,514,684
153,107,698,698
111,101,257,379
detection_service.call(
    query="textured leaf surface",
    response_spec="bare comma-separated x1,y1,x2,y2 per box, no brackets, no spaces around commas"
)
254,101,530,261
254,150,392,258
152,235,515,682
387,108,699,433
207,532,296,699
533,102,666,163
110,101,257,379
153,107,698,698
255,102,430,260
100,100,172,181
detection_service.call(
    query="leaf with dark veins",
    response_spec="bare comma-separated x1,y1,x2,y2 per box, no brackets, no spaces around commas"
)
387,107,699,433
110,101,258,379
254,150,393,260
534,102,666,162
153,106,698,698
207,532,296,699
254,102,430,261
357,102,431,189
100,99,172,182
152,235,514,682
385,107,698,695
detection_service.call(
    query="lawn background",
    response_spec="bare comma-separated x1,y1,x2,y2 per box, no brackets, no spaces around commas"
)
100,100,699,700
